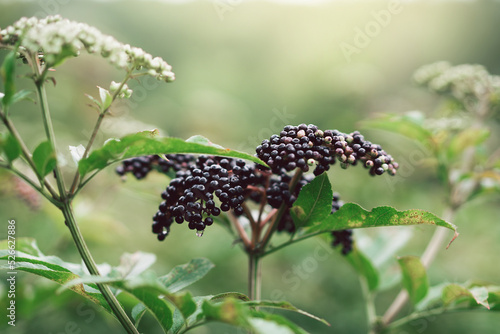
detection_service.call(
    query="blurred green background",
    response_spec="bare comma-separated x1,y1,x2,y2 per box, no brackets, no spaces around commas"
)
0,0,499,333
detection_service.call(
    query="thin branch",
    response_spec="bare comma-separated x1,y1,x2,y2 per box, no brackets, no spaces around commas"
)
227,212,251,249
259,168,303,252
68,70,134,195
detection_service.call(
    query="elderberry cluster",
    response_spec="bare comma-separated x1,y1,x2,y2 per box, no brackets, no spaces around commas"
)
116,154,195,179
256,124,399,177
152,156,265,240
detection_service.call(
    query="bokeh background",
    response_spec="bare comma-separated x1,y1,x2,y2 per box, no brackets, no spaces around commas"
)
0,0,499,333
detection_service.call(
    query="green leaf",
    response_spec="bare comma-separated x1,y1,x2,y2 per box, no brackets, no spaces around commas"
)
200,298,317,333
248,311,310,334
211,292,251,302
10,89,34,105
78,130,267,178
1,51,16,107
159,258,215,293
397,256,429,305
202,298,252,328
32,141,57,177
243,300,329,326
305,203,458,247
118,279,175,331
0,132,21,162
0,238,113,314
131,302,147,326
344,245,379,292
362,112,434,149
98,86,113,110
290,173,333,229
442,284,490,309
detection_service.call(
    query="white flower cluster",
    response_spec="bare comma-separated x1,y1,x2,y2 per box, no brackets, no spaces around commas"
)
414,62,500,101
0,15,175,82
110,81,133,99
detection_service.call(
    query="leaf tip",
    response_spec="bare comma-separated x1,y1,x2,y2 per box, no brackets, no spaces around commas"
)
446,231,459,249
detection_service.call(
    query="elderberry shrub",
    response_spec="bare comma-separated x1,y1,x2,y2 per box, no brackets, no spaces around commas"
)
256,124,399,177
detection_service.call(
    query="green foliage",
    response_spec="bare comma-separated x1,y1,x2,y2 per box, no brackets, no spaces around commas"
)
397,256,429,305
0,132,21,162
0,238,325,334
306,202,457,235
290,173,333,229
0,238,113,314
78,130,266,178
32,140,57,177
344,245,379,292
289,172,457,238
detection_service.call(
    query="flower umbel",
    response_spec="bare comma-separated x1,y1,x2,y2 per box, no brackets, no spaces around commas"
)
0,15,175,82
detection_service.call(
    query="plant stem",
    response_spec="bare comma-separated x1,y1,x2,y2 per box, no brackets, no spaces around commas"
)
33,69,138,333
35,79,68,199
68,111,105,194
248,253,261,300
62,202,139,334
360,277,378,334
69,70,133,196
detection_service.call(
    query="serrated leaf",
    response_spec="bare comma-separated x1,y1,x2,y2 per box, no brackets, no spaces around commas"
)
78,130,266,178
0,132,21,162
305,203,458,247
33,141,57,177
397,256,429,305
159,258,215,293
290,173,332,229
0,238,113,314
1,51,16,107
243,300,329,326
98,86,113,110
